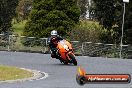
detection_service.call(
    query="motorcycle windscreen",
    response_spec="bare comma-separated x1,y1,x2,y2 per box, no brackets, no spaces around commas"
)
57,43,67,59
57,40,68,53
65,41,72,50
58,40,72,50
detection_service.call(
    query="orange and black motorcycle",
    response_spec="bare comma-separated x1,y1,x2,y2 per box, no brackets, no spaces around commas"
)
53,39,77,66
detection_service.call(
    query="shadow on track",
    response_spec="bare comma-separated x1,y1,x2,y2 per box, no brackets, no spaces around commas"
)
51,63,77,67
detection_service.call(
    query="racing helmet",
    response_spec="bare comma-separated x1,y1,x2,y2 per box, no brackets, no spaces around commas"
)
51,30,58,36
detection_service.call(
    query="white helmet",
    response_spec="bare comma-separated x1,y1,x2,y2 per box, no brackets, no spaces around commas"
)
51,30,58,36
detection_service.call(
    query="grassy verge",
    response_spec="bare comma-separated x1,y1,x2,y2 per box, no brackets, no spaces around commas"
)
12,20,27,36
11,20,27,51
0,65,33,81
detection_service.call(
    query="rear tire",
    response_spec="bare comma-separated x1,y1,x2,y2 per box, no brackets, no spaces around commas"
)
68,53,77,66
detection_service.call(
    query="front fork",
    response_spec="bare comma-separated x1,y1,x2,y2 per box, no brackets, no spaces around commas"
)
66,51,75,62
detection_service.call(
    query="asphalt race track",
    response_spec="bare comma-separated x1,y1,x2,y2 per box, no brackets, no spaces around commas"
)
0,51,132,88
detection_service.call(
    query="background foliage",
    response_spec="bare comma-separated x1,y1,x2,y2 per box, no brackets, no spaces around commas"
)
0,0,18,34
70,20,104,43
23,0,80,38
0,0,132,45
91,0,132,44
78,0,89,19
16,0,32,21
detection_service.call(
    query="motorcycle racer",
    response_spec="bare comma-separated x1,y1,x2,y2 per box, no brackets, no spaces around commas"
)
47,30,63,58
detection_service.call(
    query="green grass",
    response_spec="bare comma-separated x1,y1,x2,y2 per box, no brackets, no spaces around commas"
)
10,20,48,52
11,20,27,50
12,20,27,36
0,65,33,81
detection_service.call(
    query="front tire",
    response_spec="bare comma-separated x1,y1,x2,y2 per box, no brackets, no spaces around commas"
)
63,61,68,65
68,53,77,66
59,58,68,64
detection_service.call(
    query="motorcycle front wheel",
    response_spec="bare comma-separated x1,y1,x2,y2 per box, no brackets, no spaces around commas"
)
68,53,77,66
59,58,68,65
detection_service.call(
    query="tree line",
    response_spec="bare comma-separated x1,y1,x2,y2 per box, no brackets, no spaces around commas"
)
0,0,18,33
0,0,132,44
91,0,132,44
